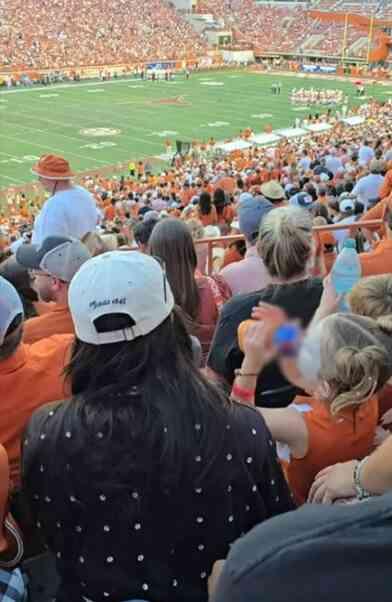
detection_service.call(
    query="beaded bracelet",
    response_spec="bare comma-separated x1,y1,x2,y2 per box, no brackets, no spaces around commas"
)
234,369,260,377
353,456,372,500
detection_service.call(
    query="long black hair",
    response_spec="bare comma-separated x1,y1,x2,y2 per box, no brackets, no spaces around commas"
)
198,191,212,216
213,188,226,216
64,309,229,491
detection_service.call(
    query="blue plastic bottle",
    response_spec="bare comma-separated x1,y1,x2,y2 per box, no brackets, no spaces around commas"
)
331,238,362,311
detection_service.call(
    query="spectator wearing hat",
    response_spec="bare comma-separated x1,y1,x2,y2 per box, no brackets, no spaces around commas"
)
359,210,392,276
16,236,91,344
219,194,273,296
22,251,294,602
352,160,385,210
289,192,314,210
0,276,71,486
31,155,100,245
0,255,40,319
260,181,286,207
334,194,359,251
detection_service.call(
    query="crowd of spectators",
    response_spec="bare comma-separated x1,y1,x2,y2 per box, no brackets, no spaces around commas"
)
1,92,392,600
198,0,389,58
1,0,390,73
0,0,207,70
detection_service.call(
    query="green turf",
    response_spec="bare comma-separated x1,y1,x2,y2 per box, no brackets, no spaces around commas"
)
0,70,391,190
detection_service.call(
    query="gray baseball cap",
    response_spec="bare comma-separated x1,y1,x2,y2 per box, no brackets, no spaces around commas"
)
0,276,24,346
16,236,91,283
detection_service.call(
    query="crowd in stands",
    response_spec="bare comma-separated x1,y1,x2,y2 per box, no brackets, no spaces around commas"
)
197,0,389,58
1,0,390,73
0,0,207,70
1,93,392,600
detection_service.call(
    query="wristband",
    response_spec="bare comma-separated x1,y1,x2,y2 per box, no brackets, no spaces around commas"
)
231,383,256,403
353,456,372,500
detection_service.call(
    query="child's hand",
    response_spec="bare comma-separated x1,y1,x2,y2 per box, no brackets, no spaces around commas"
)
242,320,278,373
251,302,288,327
317,274,343,317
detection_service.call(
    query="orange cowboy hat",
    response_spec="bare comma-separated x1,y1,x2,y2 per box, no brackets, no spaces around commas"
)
31,154,75,180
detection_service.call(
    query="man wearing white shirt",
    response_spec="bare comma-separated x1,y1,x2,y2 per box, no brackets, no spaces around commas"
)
325,148,343,176
31,155,100,244
352,160,385,210
298,150,311,172
358,140,375,166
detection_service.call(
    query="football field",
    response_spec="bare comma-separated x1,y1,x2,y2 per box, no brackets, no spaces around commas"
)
0,69,391,190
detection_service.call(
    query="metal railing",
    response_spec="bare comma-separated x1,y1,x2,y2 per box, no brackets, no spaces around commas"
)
195,219,384,275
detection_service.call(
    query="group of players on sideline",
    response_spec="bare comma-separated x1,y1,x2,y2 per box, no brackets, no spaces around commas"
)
2,95,392,600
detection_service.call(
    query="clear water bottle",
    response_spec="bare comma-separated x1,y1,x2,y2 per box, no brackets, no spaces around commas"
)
331,238,362,311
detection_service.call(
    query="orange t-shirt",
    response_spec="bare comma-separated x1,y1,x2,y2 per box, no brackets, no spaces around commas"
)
359,239,392,277
105,205,116,221
218,205,235,226
359,196,390,234
23,305,74,345
33,301,56,316
198,206,218,227
283,395,378,505
0,336,73,486
379,169,392,200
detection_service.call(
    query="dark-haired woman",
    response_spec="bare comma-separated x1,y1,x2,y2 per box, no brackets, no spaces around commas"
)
149,218,231,360
197,191,217,227
22,251,294,602
213,188,235,231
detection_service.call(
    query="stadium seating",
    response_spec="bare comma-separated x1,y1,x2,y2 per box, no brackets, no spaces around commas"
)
0,0,207,70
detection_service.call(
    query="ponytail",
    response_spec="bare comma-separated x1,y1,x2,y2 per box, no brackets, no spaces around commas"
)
330,345,388,415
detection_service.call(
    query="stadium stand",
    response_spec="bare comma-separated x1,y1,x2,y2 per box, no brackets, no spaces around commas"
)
0,0,207,70
2,0,392,600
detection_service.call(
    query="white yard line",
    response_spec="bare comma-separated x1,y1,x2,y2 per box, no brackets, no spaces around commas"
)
6,101,165,149
0,173,25,184
0,132,108,166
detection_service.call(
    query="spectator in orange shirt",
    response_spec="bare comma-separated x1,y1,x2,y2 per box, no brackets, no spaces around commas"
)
359,210,392,276
197,191,218,227
0,276,72,486
16,236,91,344
378,164,392,200
233,310,391,504
104,199,116,221
213,188,235,230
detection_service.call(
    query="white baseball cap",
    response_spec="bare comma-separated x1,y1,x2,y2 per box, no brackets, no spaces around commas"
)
339,194,356,213
0,276,24,346
68,251,175,345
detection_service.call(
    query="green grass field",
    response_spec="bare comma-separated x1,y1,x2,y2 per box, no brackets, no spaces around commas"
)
1,69,391,190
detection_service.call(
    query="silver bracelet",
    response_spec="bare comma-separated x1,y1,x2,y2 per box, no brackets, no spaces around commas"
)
353,456,372,500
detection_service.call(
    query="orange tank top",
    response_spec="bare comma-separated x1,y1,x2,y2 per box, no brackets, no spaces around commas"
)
283,395,378,505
